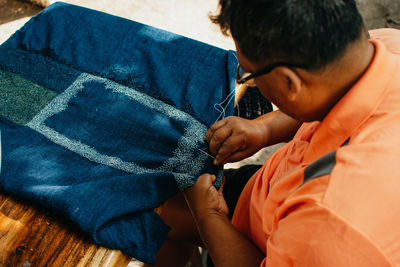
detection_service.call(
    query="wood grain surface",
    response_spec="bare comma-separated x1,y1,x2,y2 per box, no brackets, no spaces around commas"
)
0,192,132,266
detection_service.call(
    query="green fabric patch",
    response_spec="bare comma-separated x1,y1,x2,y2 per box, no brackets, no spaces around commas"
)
0,69,58,125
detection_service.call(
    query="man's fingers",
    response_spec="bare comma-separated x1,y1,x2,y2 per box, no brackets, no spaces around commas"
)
183,173,215,205
208,127,233,156
205,119,227,143
213,135,246,165
224,150,251,163
195,173,216,188
218,177,225,194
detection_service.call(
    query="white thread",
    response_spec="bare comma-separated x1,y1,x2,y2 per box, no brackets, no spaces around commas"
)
205,52,239,131
232,52,239,62
27,73,209,189
198,148,215,159
213,88,236,123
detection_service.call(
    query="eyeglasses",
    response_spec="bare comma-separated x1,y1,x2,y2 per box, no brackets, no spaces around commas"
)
235,61,309,87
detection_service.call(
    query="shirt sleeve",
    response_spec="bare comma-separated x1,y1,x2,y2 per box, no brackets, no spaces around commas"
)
262,202,391,267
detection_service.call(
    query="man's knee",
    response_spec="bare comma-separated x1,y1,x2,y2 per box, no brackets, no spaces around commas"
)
159,192,200,244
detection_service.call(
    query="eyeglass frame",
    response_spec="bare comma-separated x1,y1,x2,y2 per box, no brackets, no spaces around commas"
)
235,61,310,85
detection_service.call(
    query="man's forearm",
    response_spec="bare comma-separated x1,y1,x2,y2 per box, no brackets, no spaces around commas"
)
255,110,301,146
196,212,264,267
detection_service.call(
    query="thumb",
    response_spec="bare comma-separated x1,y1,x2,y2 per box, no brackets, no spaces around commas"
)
218,176,225,194
196,173,216,187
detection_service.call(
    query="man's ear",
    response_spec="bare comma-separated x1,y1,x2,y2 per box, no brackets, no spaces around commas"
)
275,66,303,102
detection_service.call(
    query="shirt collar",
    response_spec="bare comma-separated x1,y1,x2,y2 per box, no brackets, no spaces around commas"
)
304,39,399,163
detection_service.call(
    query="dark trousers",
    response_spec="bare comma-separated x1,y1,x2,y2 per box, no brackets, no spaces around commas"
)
207,164,262,267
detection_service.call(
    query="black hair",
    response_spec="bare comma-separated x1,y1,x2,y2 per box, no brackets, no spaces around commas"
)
210,0,365,69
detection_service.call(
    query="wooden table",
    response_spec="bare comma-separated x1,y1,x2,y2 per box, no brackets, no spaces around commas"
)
0,192,133,266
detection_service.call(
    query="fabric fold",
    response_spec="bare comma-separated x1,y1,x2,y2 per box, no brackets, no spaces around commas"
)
0,2,237,264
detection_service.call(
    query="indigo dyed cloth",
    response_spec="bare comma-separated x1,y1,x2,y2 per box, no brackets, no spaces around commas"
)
0,3,237,264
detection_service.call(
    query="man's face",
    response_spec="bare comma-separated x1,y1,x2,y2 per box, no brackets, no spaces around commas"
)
235,43,302,120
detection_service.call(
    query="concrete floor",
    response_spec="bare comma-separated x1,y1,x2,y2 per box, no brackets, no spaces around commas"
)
358,0,400,30
0,0,42,44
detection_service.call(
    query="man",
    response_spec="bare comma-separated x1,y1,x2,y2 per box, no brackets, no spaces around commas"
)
145,0,400,266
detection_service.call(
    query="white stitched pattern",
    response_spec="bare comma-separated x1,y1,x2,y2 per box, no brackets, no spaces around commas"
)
27,73,208,189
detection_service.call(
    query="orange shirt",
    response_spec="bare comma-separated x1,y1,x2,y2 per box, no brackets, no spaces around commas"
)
232,28,400,267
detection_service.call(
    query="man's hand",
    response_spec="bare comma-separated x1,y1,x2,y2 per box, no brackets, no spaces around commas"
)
183,174,265,267
205,116,270,166
205,111,302,166
183,174,228,223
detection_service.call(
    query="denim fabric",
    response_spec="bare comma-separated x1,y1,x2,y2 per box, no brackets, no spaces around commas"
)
0,3,237,264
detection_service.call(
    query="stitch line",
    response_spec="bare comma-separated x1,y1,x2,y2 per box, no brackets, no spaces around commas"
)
27,73,209,185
